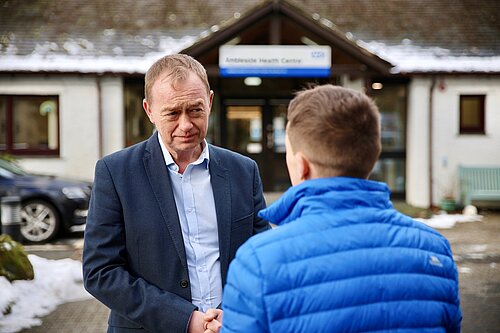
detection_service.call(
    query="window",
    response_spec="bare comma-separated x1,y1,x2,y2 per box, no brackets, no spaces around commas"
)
124,79,154,147
460,95,485,134
0,95,59,155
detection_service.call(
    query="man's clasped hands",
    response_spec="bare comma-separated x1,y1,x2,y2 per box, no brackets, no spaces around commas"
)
189,309,224,333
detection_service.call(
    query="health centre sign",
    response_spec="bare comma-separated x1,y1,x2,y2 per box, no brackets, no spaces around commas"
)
219,45,331,77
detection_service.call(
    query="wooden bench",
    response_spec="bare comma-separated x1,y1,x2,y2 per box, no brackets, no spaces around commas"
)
459,165,500,206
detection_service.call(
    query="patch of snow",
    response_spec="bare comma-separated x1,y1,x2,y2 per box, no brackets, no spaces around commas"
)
416,212,483,229
1,242,12,251
0,255,91,333
458,266,472,274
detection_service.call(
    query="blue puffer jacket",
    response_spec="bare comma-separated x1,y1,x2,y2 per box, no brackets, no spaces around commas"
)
221,177,461,333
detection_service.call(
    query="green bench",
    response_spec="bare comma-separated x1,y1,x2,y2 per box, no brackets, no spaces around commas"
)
459,166,500,206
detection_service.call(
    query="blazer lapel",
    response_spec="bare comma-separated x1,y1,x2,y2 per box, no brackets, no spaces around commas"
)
143,133,188,272
208,146,232,285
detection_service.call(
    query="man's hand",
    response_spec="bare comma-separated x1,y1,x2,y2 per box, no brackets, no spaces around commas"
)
188,310,206,333
203,309,223,333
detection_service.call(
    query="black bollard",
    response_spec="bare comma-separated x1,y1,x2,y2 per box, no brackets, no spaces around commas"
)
1,196,23,242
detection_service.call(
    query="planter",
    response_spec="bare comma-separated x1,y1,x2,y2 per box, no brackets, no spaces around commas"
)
440,198,456,212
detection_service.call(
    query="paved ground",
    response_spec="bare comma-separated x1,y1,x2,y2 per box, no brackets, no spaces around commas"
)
438,209,500,333
17,208,500,333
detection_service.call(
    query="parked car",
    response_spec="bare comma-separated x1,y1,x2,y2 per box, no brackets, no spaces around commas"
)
0,157,91,243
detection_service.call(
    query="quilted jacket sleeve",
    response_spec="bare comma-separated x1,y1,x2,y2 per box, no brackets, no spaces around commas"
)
221,242,269,333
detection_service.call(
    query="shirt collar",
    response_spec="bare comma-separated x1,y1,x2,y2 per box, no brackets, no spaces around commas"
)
157,132,209,171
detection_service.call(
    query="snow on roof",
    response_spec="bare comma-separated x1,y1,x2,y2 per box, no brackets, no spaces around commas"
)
359,40,500,74
2,54,165,74
0,38,500,74
1,0,499,75
1,16,499,75
2,36,499,75
0,35,198,74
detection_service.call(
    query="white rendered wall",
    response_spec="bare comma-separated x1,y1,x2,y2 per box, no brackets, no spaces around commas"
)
431,76,500,205
0,75,125,181
0,75,100,181
406,76,500,207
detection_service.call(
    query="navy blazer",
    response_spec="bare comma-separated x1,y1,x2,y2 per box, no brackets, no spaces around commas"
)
82,133,270,332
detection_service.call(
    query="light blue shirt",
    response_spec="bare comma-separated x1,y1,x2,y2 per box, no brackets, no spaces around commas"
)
158,134,222,312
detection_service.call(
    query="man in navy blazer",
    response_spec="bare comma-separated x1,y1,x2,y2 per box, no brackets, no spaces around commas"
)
82,54,270,333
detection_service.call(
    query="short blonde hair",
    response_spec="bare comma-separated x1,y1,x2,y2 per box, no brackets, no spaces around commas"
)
144,54,210,104
287,84,381,179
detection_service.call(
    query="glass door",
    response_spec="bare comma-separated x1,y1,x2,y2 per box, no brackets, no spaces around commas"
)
370,81,407,198
224,99,291,192
225,104,264,155
267,100,290,191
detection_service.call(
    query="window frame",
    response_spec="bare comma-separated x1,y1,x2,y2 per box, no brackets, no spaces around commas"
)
0,94,60,156
459,94,485,135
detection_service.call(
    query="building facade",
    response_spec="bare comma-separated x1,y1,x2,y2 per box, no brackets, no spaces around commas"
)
1,0,499,208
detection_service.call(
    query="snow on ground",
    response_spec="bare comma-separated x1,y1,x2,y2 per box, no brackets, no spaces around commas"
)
0,255,91,333
416,211,483,229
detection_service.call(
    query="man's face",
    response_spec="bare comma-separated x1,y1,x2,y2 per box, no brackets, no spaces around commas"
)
143,72,213,157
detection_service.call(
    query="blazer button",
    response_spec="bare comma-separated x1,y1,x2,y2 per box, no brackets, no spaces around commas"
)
180,280,189,288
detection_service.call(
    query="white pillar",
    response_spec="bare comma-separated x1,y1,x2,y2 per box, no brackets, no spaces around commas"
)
99,77,125,157
406,78,432,208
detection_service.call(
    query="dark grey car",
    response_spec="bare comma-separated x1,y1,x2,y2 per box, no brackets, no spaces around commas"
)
0,158,91,243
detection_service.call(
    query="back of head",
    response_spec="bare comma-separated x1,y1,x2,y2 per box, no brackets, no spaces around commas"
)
144,54,210,104
287,84,381,179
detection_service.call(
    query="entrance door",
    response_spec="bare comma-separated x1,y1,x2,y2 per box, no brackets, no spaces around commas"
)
223,99,290,192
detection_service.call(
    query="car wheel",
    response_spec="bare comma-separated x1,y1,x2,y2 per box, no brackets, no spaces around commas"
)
20,199,60,243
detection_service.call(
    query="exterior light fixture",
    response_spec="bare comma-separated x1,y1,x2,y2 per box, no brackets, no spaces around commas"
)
244,77,262,86
372,82,383,90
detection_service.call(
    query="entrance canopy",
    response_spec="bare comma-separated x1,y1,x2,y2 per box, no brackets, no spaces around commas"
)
182,0,393,78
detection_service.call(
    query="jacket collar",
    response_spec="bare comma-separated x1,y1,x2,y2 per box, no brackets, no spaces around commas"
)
259,177,391,226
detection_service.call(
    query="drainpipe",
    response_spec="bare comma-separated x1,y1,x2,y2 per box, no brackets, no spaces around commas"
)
428,76,436,208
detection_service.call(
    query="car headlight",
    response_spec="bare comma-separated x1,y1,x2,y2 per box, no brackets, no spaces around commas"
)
62,186,87,199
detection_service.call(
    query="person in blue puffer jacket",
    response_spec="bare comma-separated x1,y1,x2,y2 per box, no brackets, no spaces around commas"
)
204,84,462,333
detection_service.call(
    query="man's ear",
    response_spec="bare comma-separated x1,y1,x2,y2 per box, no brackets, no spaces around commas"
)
296,152,311,181
208,90,214,115
143,99,154,123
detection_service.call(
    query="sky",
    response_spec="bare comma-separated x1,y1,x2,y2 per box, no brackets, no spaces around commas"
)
0,211,483,333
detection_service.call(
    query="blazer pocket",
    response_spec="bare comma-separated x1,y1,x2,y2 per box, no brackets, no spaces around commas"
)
231,212,254,230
